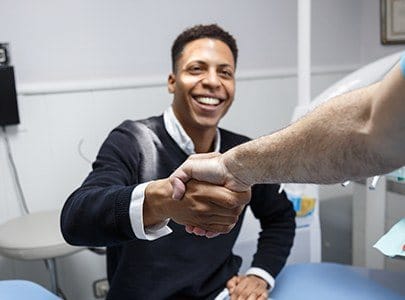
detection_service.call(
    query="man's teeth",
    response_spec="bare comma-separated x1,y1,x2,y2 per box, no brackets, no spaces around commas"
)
196,97,220,105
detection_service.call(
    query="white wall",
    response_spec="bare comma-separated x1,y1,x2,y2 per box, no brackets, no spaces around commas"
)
2,0,297,84
1,0,365,87
0,0,402,299
2,0,400,87
360,0,405,64
312,0,361,66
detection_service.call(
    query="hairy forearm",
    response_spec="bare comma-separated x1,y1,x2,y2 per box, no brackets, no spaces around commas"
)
223,65,405,185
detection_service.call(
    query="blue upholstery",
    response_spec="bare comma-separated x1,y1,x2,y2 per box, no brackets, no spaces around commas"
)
0,280,59,300
271,263,405,300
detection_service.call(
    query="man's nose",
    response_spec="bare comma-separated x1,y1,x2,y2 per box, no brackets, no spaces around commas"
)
202,70,221,89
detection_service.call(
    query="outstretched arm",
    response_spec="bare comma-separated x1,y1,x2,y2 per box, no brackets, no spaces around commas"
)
171,57,405,192
225,62,405,185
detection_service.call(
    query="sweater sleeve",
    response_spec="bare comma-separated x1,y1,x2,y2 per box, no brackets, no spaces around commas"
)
61,124,141,247
249,184,296,278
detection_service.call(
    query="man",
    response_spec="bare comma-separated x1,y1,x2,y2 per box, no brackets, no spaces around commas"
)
170,52,405,236
61,24,295,300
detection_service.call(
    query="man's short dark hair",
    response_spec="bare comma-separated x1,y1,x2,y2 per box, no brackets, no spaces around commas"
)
171,24,238,72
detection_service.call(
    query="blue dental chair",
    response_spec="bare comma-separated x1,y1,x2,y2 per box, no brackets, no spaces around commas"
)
0,280,60,300
271,263,405,300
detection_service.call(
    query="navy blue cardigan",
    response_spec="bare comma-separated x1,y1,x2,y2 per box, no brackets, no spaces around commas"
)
61,115,295,299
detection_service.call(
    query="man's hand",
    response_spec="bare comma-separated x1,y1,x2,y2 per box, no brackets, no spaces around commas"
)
226,275,269,300
144,178,250,234
169,152,252,237
170,152,251,200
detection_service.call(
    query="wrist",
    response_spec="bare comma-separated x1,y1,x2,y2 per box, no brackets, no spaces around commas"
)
222,149,252,190
143,179,172,226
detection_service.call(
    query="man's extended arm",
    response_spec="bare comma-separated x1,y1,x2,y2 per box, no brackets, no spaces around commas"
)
61,125,249,246
225,62,405,185
171,59,405,192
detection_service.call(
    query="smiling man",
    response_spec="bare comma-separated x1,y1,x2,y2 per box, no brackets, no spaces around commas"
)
61,24,295,300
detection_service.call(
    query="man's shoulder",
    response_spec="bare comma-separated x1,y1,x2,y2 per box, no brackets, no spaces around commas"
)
102,115,165,150
118,115,163,129
113,115,164,136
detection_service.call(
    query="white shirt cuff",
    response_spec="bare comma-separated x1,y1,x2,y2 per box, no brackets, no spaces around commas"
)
129,181,172,240
245,267,275,292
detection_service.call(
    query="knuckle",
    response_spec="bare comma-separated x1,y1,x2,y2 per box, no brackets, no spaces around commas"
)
195,212,206,224
233,286,242,294
240,193,251,204
194,204,205,213
240,290,250,298
204,225,217,233
231,215,239,224
214,225,228,234
224,224,235,233
225,196,239,209
208,225,220,233
226,214,238,225
232,206,243,216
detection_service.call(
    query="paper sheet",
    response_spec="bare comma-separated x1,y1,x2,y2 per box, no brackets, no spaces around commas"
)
373,218,405,257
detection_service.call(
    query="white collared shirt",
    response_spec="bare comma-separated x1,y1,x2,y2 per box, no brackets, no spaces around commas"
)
128,106,274,290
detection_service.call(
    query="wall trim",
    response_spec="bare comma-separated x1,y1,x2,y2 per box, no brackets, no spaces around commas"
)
17,64,361,96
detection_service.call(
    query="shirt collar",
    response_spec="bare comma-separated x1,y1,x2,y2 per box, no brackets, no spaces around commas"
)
163,106,221,155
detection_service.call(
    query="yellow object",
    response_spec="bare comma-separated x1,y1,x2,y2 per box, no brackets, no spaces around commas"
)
296,196,316,217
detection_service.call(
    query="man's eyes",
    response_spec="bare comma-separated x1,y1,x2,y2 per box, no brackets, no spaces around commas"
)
187,66,203,74
220,69,233,78
189,65,203,71
187,66,233,78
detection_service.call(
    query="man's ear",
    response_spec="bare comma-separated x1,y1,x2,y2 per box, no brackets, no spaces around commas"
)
168,73,176,94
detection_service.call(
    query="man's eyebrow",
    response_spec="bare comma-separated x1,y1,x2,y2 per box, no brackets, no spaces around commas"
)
185,60,234,70
186,60,207,65
218,63,234,70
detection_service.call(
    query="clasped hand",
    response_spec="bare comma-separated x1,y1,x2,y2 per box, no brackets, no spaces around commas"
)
144,177,250,235
169,152,252,237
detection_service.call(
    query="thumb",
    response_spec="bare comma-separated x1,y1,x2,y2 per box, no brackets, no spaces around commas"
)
170,176,187,200
169,157,199,200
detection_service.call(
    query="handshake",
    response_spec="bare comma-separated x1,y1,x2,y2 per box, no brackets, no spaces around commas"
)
168,152,253,238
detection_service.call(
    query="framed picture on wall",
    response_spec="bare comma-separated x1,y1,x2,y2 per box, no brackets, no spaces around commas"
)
381,0,405,44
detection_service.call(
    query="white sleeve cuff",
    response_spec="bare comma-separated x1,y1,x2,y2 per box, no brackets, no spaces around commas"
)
245,267,275,292
129,181,172,240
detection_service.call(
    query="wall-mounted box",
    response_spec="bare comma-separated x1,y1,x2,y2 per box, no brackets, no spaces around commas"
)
0,66,20,126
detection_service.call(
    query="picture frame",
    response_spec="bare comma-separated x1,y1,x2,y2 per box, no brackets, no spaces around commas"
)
381,0,405,44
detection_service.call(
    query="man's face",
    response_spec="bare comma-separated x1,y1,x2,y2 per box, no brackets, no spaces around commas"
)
168,38,235,132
